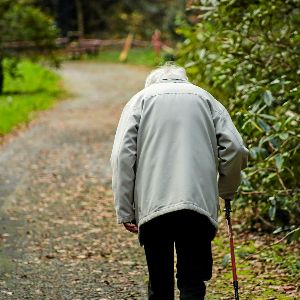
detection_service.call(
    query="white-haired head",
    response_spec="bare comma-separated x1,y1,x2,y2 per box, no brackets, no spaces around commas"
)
145,62,188,88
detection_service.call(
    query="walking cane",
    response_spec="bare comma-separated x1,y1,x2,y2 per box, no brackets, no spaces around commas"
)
225,199,239,300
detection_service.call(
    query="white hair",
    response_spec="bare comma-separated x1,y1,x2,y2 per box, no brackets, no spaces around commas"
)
145,62,188,88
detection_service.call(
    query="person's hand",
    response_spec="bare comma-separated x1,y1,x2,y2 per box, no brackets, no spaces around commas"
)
123,222,138,234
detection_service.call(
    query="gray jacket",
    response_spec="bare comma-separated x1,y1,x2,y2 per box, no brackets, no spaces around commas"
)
110,78,248,233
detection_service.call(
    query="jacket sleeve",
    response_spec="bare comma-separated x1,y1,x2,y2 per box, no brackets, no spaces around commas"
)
214,108,249,200
110,97,141,224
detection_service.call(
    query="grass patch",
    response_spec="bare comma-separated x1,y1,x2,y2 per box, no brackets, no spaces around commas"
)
89,48,165,66
208,218,300,299
0,59,62,135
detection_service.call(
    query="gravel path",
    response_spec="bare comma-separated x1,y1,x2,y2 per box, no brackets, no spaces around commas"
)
0,62,150,300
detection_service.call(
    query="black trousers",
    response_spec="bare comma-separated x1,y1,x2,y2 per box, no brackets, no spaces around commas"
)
139,209,215,300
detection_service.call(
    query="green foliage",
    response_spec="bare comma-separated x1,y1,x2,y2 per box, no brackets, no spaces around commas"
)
0,59,61,135
36,0,186,40
0,0,59,93
177,0,300,233
0,0,58,52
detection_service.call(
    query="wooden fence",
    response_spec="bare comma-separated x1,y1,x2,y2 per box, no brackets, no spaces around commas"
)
2,38,151,57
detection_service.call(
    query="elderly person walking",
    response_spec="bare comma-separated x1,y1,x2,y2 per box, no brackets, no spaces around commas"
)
110,63,248,300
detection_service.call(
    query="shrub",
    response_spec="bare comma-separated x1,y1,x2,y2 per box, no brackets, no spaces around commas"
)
0,0,59,93
177,0,300,236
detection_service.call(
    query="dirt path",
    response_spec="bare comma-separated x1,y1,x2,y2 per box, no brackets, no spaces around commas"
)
0,62,149,299
0,62,299,300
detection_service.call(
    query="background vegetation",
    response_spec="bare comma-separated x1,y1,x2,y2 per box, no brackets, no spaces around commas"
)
0,0,59,94
0,0,61,137
177,0,300,238
0,59,61,135
90,48,160,66
35,0,186,40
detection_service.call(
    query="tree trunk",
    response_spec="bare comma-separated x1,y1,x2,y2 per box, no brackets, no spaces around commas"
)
74,0,84,37
0,57,4,95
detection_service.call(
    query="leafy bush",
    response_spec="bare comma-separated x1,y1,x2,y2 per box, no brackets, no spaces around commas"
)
0,0,59,93
177,0,300,235
0,1,58,45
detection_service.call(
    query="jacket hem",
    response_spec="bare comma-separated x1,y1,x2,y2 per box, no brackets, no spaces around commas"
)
138,202,218,230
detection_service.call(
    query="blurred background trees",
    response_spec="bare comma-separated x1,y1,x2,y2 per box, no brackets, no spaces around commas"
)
35,0,186,40
0,0,185,93
0,0,58,93
177,0,300,237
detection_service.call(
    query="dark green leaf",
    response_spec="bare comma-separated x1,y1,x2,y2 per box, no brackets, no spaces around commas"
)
268,205,276,221
275,155,284,171
263,90,274,106
222,254,231,268
257,118,271,133
279,132,289,140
